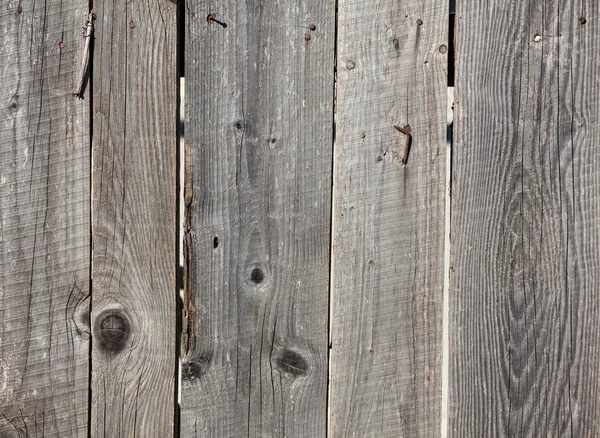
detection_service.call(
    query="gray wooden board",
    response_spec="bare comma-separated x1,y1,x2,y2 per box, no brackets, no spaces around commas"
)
330,1,448,437
90,0,177,436
0,1,90,437
450,1,600,436
181,0,335,436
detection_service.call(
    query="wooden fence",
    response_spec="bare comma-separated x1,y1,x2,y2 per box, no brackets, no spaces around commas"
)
1,0,599,436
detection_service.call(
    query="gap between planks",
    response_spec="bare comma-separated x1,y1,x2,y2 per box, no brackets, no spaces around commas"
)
441,86,454,438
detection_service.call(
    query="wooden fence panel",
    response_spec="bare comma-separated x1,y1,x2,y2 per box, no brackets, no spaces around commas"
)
450,1,600,436
0,2,90,437
90,0,177,436
330,1,448,436
181,0,335,436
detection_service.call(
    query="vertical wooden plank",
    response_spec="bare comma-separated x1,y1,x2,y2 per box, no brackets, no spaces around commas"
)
331,1,448,436
0,2,90,437
181,0,334,435
90,0,177,436
450,1,600,436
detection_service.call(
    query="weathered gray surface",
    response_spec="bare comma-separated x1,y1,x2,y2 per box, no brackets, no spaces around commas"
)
181,0,335,435
0,1,90,436
90,0,178,436
330,2,447,437
450,1,600,436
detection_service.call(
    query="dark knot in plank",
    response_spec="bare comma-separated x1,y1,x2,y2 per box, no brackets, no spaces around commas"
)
250,267,265,284
94,309,131,353
276,349,308,377
181,353,212,381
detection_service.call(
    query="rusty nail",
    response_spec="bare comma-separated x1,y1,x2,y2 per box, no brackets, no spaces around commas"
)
59,42,65,49
17,6,23,13
308,23,316,31
305,33,311,41
393,39,399,45
207,14,227,28
394,125,412,166
579,17,586,24
439,44,448,54
129,21,135,29
417,19,423,25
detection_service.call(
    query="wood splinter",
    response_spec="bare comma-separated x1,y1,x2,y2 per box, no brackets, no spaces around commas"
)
74,10,96,98
394,125,412,166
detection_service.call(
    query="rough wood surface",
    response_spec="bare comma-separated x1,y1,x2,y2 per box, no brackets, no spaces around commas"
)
90,0,177,436
181,0,335,435
330,1,447,436
450,1,600,436
0,2,90,436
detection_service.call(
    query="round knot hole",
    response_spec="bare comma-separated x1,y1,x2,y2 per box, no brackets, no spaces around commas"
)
250,268,264,284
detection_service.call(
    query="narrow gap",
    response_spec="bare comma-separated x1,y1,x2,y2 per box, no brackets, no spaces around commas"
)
326,0,339,435
175,0,185,436
441,1,455,437
87,0,96,436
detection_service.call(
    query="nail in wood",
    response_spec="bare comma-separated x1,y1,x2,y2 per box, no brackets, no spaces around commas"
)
74,10,96,98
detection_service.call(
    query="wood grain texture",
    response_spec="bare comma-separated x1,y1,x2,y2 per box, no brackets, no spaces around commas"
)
0,1,90,437
450,1,600,436
330,1,447,436
181,0,334,436
90,0,177,436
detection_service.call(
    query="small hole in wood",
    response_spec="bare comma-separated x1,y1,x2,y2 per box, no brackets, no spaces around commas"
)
250,268,264,284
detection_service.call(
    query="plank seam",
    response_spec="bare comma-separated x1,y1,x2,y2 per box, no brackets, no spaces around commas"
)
87,0,95,436
327,0,340,435
441,3,455,436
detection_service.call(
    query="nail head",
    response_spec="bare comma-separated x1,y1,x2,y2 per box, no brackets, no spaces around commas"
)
305,33,311,41
59,42,65,49
393,39,399,45
579,17,586,24
534,34,542,42
308,23,316,31
439,44,448,54
17,6,22,13
345,60,355,70
417,19,423,25
129,21,135,29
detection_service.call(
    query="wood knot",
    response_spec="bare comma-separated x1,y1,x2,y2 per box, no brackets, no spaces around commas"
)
250,267,265,284
276,349,308,377
94,309,131,353
8,94,19,115
181,354,212,381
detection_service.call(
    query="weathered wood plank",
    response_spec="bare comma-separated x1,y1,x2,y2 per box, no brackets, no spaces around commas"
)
450,1,600,436
90,0,177,436
181,0,335,435
0,2,90,437
330,1,447,436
